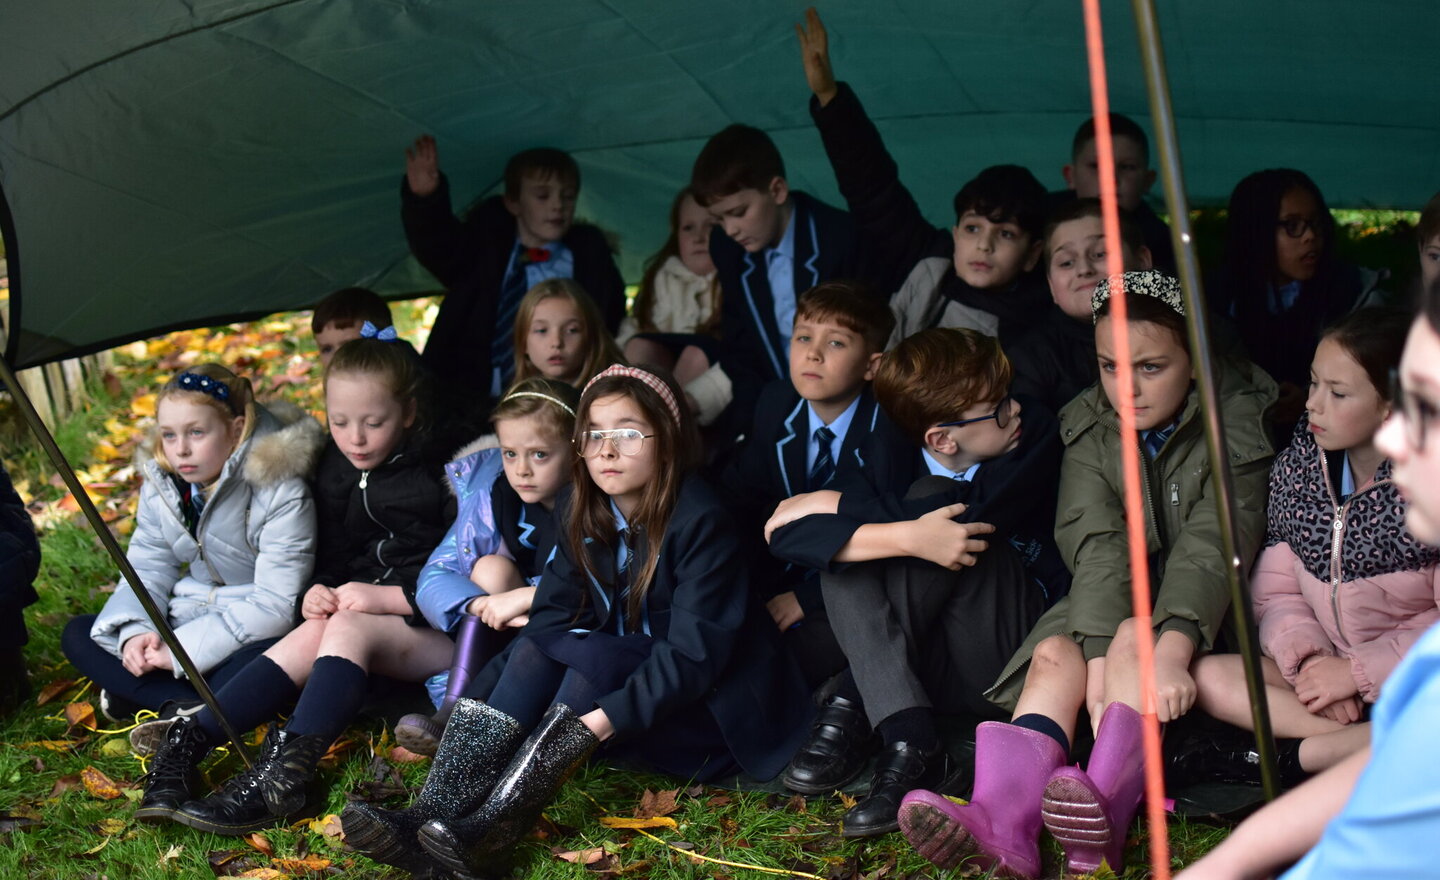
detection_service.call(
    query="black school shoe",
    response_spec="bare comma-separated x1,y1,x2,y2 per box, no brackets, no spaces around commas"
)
0,646,30,717
840,741,968,838
782,694,876,794
173,724,328,835
135,714,212,823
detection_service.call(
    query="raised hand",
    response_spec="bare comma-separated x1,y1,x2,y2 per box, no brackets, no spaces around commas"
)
794,7,839,107
405,134,441,197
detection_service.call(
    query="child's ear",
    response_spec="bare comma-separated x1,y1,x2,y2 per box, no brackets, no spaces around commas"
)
1134,245,1154,271
229,415,246,445
862,350,884,382
402,399,418,430
1061,163,1077,191
923,425,956,456
768,176,790,206
1023,238,1044,272
502,193,521,218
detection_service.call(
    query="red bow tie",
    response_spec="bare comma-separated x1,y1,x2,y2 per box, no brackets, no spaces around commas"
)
520,247,552,265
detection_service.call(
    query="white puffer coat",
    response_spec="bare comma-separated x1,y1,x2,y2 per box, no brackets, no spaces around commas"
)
89,401,324,676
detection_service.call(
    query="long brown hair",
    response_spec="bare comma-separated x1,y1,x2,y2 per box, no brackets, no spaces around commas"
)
565,366,701,628
511,279,625,386
632,188,722,337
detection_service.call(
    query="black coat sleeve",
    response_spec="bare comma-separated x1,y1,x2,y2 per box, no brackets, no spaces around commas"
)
569,224,626,335
810,83,951,296
0,463,39,611
400,174,483,291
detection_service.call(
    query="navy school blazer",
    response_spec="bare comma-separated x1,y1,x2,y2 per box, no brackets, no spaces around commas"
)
710,191,863,420
769,395,1072,603
468,476,812,781
721,381,912,607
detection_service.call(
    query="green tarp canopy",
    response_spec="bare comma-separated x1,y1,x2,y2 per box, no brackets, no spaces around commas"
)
1,0,1436,368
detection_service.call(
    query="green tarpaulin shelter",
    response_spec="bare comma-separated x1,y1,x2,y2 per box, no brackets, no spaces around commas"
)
2,0,1436,368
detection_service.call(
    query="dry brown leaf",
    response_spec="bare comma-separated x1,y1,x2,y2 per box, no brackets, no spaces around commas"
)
35,678,77,706
837,791,859,810
388,745,427,764
80,766,122,800
705,793,732,807
785,793,807,813
243,832,274,856
597,816,678,830
48,774,81,798
633,787,680,819
64,701,97,732
158,844,184,865
236,870,285,880
553,847,608,865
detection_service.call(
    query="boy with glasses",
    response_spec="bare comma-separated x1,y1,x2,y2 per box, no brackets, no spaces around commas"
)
765,327,1068,838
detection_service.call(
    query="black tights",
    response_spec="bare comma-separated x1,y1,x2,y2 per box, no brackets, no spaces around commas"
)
484,637,603,730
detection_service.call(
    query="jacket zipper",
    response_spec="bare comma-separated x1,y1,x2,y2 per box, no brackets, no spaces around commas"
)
358,466,397,583
1315,450,1391,646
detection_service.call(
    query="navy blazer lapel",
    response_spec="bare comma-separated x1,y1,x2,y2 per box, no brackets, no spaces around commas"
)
740,252,788,381
838,390,880,472
582,536,621,629
774,398,809,497
791,193,823,293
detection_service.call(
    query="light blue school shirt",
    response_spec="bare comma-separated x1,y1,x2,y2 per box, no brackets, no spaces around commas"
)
804,395,861,473
922,449,982,482
766,209,799,355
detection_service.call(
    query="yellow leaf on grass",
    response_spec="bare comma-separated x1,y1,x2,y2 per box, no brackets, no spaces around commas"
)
35,677,77,706
236,870,285,879
81,766,122,800
308,814,345,839
131,393,157,418
80,836,112,855
271,856,332,872
95,818,126,835
64,701,97,731
597,816,679,830
159,844,184,864
99,737,132,759
837,791,859,810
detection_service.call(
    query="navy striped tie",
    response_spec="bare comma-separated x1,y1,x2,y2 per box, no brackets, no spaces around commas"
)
490,243,528,376
808,426,836,490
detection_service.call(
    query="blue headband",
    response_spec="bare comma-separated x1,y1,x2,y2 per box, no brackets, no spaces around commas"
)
360,321,399,341
176,371,230,403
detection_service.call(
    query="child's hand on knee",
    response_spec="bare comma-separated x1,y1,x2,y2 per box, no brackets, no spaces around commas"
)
1318,695,1364,725
301,584,339,620
473,588,534,630
1295,656,1360,714
334,582,409,615
905,505,993,570
1153,660,1198,722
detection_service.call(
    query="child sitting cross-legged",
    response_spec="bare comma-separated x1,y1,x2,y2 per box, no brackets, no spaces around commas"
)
134,338,454,834
764,327,1069,838
897,271,1276,879
720,280,910,687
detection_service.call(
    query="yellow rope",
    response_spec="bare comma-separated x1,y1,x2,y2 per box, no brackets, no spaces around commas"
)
576,789,827,880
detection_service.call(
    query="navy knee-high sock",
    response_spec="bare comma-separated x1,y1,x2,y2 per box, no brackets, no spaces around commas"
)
284,656,370,744
193,654,300,744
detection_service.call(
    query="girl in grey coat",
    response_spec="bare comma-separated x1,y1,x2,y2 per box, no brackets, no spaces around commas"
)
61,364,323,716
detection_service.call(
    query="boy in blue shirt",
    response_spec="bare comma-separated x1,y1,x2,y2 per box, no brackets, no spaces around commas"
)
690,125,911,430
400,137,625,401
768,328,1066,839
722,281,909,686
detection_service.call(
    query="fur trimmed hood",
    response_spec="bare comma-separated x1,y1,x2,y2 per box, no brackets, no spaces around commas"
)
134,399,325,488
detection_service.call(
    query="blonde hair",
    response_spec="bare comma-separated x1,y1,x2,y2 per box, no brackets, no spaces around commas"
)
511,279,625,387
151,363,257,473
492,376,580,446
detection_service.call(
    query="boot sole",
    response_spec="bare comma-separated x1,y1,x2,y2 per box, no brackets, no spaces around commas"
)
418,821,482,878
393,722,442,757
1041,773,1118,874
781,761,867,796
896,792,1039,878
341,803,427,869
171,808,279,837
133,803,182,825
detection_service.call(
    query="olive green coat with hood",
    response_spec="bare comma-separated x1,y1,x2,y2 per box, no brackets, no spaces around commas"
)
986,357,1277,711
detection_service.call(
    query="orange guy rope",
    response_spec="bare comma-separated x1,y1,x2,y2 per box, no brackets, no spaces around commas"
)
1080,1,1172,878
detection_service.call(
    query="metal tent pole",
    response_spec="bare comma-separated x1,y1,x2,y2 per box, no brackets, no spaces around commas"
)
0,353,254,768
1129,0,1280,799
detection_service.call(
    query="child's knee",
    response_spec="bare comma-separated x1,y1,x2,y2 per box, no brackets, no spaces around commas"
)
1031,635,1082,673
1107,616,1148,658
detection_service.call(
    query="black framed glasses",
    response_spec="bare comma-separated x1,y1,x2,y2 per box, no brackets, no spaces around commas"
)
576,428,655,458
1276,215,1328,239
939,395,1014,430
1389,368,1436,451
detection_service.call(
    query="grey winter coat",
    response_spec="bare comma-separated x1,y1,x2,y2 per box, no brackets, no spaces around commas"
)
89,403,324,676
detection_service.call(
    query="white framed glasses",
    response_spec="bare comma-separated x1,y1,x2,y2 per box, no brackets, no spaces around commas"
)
576,428,655,457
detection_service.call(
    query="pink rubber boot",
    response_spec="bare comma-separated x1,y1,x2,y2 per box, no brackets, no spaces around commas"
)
897,721,1066,879
1042,701,1147,874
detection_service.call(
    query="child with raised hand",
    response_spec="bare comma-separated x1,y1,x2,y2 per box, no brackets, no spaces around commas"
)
132,338,454,835
619,187,732,425
61,365,323,720
795,8,1050,348
1212,169,1387,434
1179,308,1432,787
897,271,1276,879
389,377,581,761
341,365,811,878
511,279,625,390
402,138,625,401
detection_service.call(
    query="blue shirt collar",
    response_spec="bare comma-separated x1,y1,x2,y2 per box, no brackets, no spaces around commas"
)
767,206,798,267
806,394,861,445
921,449,981,482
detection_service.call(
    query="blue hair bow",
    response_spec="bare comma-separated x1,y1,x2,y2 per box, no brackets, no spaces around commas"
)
360,321,399,342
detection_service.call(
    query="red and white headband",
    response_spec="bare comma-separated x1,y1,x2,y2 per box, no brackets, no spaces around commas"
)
582,364,682,427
